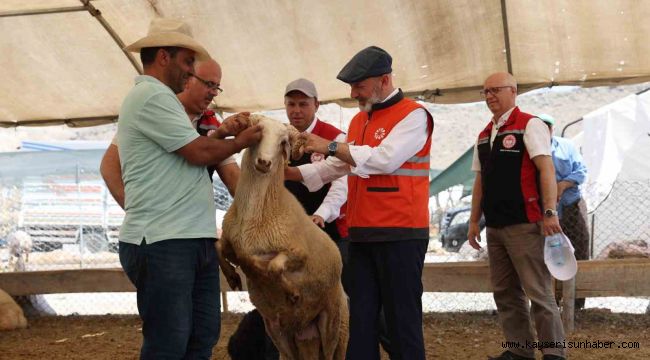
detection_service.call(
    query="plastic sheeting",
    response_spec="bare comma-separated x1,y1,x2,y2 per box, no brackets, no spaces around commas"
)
1,0,650,127
581,90,650,208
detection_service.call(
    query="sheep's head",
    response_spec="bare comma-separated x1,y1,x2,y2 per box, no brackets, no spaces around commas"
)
247,114,304,174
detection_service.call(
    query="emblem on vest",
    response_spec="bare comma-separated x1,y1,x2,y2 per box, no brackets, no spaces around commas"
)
374,128,387,140
502,134,517,149
310,152,325,163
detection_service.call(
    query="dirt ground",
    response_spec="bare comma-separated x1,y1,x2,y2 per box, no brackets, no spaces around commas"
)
0,310,648,359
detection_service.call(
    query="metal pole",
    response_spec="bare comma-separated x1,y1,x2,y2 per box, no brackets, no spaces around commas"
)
500,0,513,74
77,163,84,267
80,0,143,75
590,213,595,259
0,6,85,18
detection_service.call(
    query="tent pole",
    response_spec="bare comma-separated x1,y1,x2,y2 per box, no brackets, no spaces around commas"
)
0,115,118,129
80,0,143,75
500,0,513,75
0,6,86,18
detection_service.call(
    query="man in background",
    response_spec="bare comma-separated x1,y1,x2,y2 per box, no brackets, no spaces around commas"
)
467,72,566,360
539,113,589,309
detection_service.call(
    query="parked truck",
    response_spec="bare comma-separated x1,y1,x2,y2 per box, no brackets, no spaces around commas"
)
18,174,123,253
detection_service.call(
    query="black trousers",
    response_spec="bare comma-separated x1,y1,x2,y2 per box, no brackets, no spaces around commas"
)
346,239,428,360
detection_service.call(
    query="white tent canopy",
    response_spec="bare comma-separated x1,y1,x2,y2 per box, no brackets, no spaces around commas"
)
1,0,650,127
581,89,650,208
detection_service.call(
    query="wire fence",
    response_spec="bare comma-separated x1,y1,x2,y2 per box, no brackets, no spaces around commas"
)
1,166,649,316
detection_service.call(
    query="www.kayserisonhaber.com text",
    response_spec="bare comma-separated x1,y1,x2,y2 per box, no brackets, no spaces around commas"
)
502,340,640,350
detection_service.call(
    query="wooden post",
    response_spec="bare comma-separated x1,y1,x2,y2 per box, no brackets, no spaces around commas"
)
562,277,576,333
221,290,229,313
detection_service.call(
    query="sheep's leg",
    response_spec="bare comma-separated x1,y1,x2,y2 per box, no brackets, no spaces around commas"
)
265,248,308,274
269,251,308,303
295,334,320,360
316,306,339,360
321,286,348,360
267,252,290,275
263,314,298,360
216,238,242,290
247,252,277,274
279,273,300,304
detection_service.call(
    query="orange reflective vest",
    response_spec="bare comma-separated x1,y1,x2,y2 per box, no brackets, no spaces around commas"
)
346,93,433,242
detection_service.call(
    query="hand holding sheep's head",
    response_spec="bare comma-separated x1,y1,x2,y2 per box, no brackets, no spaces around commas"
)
247,114,304,174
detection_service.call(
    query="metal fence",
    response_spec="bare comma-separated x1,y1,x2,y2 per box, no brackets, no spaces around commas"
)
2,171,649,315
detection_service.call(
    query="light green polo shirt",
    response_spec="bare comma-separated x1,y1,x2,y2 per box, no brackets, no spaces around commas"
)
117,75,216,245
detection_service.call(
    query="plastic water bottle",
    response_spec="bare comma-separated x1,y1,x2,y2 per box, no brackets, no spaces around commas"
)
547,234,565,266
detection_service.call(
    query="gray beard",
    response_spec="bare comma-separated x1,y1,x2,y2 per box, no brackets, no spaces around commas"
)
358,93,382,112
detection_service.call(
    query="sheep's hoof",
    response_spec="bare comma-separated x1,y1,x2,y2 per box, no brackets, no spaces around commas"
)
226,274,242,291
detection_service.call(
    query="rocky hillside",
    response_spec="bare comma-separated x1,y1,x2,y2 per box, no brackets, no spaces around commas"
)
1,81,648,170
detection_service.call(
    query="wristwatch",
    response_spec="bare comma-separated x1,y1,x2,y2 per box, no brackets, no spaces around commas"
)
327,141,338,156
544,209,558,218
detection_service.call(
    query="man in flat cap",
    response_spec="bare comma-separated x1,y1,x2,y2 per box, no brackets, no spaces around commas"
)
116,18,261,359
286,46,434,359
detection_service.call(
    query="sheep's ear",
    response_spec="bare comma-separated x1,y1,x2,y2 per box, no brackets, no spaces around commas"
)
286,124,305,160
248,114,262,126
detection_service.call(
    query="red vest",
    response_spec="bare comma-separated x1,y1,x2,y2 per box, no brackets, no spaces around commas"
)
346,95,433,242
477,107,542,227
285,119,348,240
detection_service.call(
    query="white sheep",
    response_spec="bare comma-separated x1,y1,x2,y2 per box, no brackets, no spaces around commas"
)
7,230,32,272
0,288,27,331
217,114,348,360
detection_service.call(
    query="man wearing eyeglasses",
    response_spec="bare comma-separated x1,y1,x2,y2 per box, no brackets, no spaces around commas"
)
178,60,242,196
101,59,246,208
467,72,566,360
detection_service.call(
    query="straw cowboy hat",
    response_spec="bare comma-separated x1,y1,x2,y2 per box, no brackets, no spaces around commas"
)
125,18,210,60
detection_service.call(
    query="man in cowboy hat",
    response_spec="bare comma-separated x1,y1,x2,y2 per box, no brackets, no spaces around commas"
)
101,59,244,208
116,18,262,359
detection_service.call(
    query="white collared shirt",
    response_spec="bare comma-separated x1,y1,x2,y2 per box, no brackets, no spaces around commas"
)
471,107,551,172
298,90,430,192
302,118,348,223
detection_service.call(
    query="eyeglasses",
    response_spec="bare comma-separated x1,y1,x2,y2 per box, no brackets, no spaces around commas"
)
191,73,223,94
479,86,514,97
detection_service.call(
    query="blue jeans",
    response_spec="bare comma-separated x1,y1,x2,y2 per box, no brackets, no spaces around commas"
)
119,238,221,360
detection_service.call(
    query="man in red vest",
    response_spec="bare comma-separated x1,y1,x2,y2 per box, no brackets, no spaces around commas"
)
283,78,349,270
286,46,433,360
467,72,566,360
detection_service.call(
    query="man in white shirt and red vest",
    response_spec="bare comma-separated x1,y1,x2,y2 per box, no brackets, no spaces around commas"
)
283,78,350,283
467,72,566,360
286,46,434,360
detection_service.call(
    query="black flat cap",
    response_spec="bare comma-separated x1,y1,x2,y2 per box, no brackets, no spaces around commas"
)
337,46,392,84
